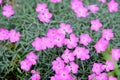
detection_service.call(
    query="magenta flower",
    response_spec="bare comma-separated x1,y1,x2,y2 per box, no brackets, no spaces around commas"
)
26,52,38,65
108,0,119,13
2,5,15,18
88,73,96,80
0,0,2,4
109,76,118,80
64,33,78,49
57,68,73,80
104,60,114,72
32,37,41,51
58,23,73,35
0,28,9,41
61,49,75,63
80,33,92,46
47,28,58,38
98,0,106,3
9,29,21,42
30,70,40,80
52,57,65,74
102,29,114,41
50,0,62,3
111,48,120,61
37,10,52,23
54,33,65,47
73,47,90,60
90,19,102,31
92,63,105,74
88,4,99,13
45,38,55,49
20,59,32,71
71,0,83,10
36,3,47,13
96,73,108,80
66,62,79,74
94,38,109,53
75,6,89,18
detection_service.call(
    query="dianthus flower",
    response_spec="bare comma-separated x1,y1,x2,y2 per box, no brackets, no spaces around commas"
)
90,19,102,31
111,48,120,61
61,49,75,63
2,5,15,18
108,0,119,13
104,60,114,72
109,76,118,80
0,28,9,41
80,33,92,46
64,33,78,49
98,0,106,3
26,52,38,65
73,47,90,60
102,29,114,41
30,70,40,80
9,29,21,42
94,38,109,53
36,3,47,13
96,73,108,80
92,63,105,74
88,4,99,13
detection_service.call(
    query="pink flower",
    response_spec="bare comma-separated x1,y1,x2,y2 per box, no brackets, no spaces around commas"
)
96,73,108,80
52,57,65,74
20,59,32,71
88,73,96,80
9,29,20,42
80,33,92,46
58,23,73,35
71,0,83,10
0,28,9,40
92,63,105,74
109,76,118,80
54,33,65,47
90,19,102,31
45,38,55,49
88,4,99,13
50,0,62,3
94,38,109,53
57,68,73,80
61,49,75,63
73,47,90,60
108,0,119,13
0,0,2,4
47,28,58,38
64,33,78,49
32,37,42,51
30,70,40,80
75,6,89,18
98,0,106,3
102,29,114,41
111,48,120,61
35,3,47,13
26,52,38,65
37,10,52,23
104,60,114,72
2,5,15,18
66,62,79,74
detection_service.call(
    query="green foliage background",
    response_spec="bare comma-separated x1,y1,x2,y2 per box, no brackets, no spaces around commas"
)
0,0,120,80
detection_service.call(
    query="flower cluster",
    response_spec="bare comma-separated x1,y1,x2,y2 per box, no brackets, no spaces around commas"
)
20,52,38,71
2,5,15,18
88,60,117,80
36,3,52,23
0,28,20,42
50,0,62,3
